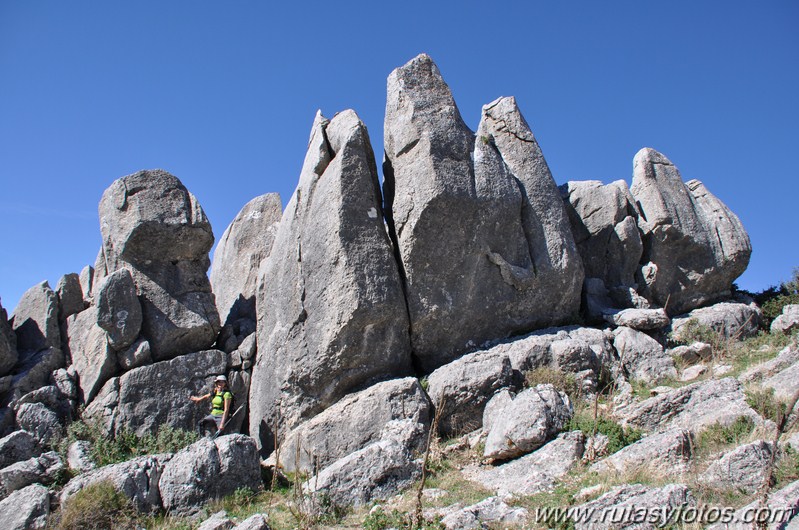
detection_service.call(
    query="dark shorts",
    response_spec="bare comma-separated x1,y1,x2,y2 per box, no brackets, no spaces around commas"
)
198,414,223,434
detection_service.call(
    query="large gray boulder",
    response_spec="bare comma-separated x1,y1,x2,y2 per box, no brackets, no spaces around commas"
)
605,308,669,331
426,350,514,437
0,430,41,469
85,349,228,436
278,377,430,473
560,180,643,296
6,347,64,402
613,326,677,384
15,402,62,445
698,440,773,495
0,451,62,499
0,483,50,530
60,454,171,513
11,281,60,354
671,301,761,342
303,419,424,507
383,54,582,371
64,306,119,403
159,434,261,516
631,148,750,314
210,193,282,326
463,431,585,496
771,304,799,335
0,298,17,377
439,496,530,530
618,377,762,433
483,384,573,460
98,169,220,360
250,110,411,452
95,268,142,351
590,429,693,478
573,483,695,530
56,273,85,320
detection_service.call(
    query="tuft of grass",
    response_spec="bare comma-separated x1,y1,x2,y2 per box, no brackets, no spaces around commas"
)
568,406,641,454
774,445,799,487
55,480,139,530
363,507,444,530
695,416,756,456
58,419,199,468
525,367,581,401
746,387,788,424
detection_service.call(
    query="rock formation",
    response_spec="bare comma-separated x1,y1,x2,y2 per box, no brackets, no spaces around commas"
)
249,110,412,452
383,54,583,371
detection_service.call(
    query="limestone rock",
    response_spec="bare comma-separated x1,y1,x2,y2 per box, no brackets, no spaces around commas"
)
0,430,41,470
613,326,677,384
680,364,707,381
85,349,228,436
116,337,152,370
0,298,17,377
211,193,282,326
197,511,235,530
631,148,750,314
56,273,85,320
278,377,431,473
772,304,799,335
573,483,695,530
440,496,529,530
64,306,118,403
303,419,424,507
668,342,712,365
250,110,411,452
590,429,693,478
159,434,262,516
619,377,762,433
60,454,171,513
483,384,573,460
66,440,95,473
671,301,761,341
605,308,669,331
15,385,72,424
11,281,60,353
79,265,94,301
706,479,799,530
464,431,585,495
560,179,643,292
699,440,772,495
7,346,64,403
0,483,50,530
426,350,514,437
740,345,799,384
0,451,62,499
95,268,142,351
98,169,220,360
233,514,271,530
760,360,799,403
383,55,582,371
15,402,62,445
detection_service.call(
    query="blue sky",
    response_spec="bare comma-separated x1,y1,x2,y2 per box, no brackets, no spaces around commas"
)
1,1,797,313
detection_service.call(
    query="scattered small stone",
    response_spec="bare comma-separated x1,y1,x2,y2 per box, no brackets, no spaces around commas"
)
680,364,707,381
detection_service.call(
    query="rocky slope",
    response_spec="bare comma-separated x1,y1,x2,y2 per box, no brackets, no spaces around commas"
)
0,54,795,530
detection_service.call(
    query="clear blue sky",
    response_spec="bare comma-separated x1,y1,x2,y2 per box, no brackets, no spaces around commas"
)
1,1,797,314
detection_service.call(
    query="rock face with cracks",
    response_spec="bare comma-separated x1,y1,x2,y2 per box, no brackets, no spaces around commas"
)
383,54,582,372
250,110,412,453
97,169,220,360
630,148,750,314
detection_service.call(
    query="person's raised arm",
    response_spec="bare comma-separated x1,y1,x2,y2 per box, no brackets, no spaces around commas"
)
189,392,210,403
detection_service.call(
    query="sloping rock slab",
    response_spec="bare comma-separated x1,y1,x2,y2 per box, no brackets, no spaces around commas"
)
573,483,695,530
699,440,773,495
463,431,584,495
11,281,60,354
85,349,227,436
278,377,430,473
772,304,799,335
440,496,529,529
0,483,50,530
304,419,424,507
740,345,799,384
0,430,41,470
60,454,171,512
605,308,669,331
671,302,761,341
590,429,693,478
0,451,62,499
706,479,799,529
159,434,262,516
613,326,676,384
426,350,514,437
618,377,762,433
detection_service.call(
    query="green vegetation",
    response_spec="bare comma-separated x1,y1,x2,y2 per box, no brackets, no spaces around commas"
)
57,418,199,467
696,416,756,455
363,507,444,530
746,387,788,424
745,268,799,327
525,366,581,401
568,408,642,454
54,480,139,530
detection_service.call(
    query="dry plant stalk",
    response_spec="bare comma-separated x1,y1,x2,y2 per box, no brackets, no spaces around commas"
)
413,394,446,528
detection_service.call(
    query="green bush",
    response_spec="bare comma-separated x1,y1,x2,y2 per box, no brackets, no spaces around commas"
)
59,419,199,467
697,416,755,453
568,413,641,454
55,480,139,530
753,267,799,328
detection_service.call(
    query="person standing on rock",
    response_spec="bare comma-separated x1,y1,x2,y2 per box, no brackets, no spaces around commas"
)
191,375,233,436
